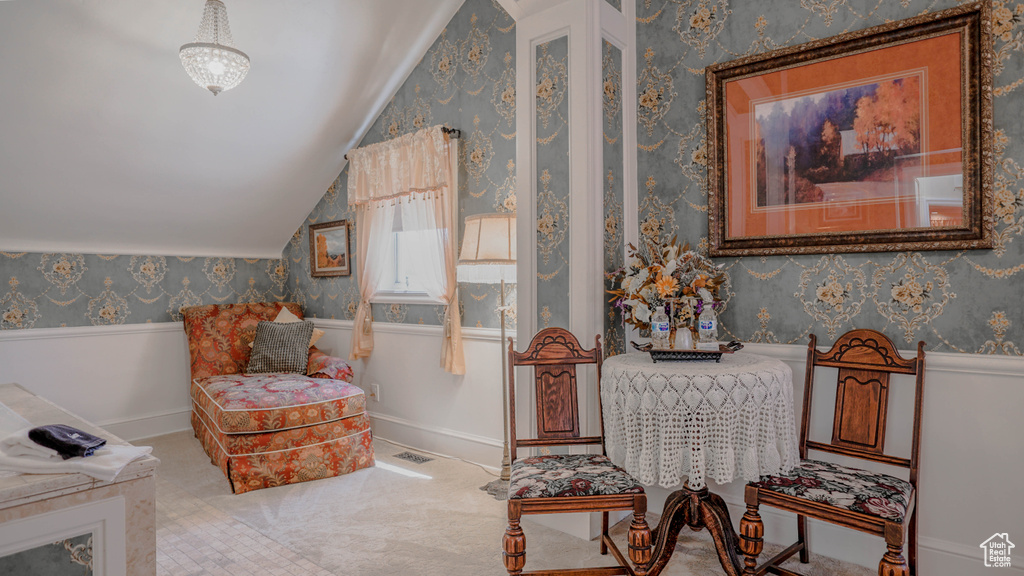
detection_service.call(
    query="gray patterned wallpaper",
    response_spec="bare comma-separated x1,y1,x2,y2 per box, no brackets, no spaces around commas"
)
5,0,1018,356
603,40,626,357
535,36,571,331
0,534,92,576
634,0,1023,354
0,252,288,329
290,0,516,330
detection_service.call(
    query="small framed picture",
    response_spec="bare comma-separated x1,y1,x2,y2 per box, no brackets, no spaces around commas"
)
309,220,351,277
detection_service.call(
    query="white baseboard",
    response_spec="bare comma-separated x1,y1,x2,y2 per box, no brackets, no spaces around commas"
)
368,411,501,469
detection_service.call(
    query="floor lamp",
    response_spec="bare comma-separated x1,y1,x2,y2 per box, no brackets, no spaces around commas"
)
456,213,516,500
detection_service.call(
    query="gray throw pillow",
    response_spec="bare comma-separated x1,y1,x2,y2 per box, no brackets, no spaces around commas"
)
246,320,315,374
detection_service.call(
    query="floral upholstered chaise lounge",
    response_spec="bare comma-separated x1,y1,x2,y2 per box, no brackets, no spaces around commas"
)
181,302,374,493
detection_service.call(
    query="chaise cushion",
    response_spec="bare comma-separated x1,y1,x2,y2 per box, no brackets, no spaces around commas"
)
192,373,366,434
509,454,644,499
753,459,914,523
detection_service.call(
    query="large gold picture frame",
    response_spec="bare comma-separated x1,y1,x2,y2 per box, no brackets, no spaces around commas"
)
706,2,993,257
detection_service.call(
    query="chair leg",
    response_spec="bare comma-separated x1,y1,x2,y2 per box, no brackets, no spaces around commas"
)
879,522,909,576
628,495,652,576
601,511,609,555
503,500,525,576
739,487,765,576
797,513,809,563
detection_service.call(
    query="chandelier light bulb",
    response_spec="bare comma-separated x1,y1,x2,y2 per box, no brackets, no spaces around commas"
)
179,0,250,96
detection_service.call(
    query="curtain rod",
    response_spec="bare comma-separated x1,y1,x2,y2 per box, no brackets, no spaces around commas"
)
344,127,461,161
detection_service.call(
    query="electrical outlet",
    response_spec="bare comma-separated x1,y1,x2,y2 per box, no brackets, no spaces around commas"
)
369,383,381,402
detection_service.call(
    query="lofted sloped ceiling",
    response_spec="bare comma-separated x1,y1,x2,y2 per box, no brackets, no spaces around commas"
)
0,0,463,259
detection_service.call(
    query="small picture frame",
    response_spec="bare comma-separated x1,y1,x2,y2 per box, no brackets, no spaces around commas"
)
309,220,351,277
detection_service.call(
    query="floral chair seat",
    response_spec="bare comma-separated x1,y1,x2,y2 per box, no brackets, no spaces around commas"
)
509,454,644,500
752,459,913,523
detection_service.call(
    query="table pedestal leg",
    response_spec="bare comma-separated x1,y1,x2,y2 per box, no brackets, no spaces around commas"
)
644,485,743,576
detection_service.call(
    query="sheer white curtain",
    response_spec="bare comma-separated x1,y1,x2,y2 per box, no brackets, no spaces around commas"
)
401,189,464,374
347,126,464,374
349,200,395,360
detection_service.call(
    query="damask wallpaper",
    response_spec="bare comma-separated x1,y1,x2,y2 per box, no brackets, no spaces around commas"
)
290,0,516,330
633,0,1023,354
535,36,571,331
0,252,288,329
6,0,1018,356
0,534,92,575
603,40,626,357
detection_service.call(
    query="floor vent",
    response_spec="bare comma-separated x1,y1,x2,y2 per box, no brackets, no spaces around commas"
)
393,451,433,464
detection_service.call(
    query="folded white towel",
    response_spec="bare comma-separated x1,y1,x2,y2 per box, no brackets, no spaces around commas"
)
0,443,152,482
0,426,61,459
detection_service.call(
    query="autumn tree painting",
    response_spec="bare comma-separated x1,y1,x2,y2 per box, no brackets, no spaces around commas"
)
754,75,922,208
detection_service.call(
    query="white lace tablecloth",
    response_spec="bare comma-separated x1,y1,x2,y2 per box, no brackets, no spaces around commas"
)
601,352,798,490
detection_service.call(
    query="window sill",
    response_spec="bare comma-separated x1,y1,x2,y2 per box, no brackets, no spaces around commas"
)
371,292,446,305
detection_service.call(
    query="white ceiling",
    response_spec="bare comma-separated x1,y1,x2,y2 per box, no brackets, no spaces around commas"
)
0,0,463,259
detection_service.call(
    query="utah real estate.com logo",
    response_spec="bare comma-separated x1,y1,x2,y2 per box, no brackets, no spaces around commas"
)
980,533,1014,568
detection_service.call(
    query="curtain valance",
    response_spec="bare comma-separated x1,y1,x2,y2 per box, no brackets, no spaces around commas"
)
346,124,465,375
347,125,450,206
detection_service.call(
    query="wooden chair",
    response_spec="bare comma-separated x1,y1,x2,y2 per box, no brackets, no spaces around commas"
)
502,328,652,576
738,329,925,576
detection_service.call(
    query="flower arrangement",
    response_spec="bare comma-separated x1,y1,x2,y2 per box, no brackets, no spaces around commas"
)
607,238,727,332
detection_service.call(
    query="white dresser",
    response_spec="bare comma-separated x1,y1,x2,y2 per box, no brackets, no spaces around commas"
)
0,383,159,575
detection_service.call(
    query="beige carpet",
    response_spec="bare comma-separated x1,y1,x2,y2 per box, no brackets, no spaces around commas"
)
150,431,873,576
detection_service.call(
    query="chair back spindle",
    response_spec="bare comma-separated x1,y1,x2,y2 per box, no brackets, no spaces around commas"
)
507,328,603,462
801,329,925,478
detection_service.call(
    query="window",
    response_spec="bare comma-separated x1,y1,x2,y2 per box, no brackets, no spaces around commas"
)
368,144,460,306
371,210,448,304
347,126,465,372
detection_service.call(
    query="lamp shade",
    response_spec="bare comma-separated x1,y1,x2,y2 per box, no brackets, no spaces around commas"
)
457,213,516,284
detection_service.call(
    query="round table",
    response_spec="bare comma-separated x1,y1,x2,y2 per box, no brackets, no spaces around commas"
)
602,351,799,490
601,351,801,576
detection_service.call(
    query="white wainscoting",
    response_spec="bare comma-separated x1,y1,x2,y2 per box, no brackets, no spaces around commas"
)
1,321,1020,574
0,323,192,441
312,319,508,470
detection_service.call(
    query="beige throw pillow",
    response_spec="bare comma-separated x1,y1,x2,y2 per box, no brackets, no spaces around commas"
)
248,307,325,349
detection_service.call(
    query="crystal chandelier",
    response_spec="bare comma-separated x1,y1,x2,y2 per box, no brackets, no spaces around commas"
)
179,0,250,96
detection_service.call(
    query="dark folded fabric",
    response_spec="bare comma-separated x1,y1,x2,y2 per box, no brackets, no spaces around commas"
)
28,424,106,460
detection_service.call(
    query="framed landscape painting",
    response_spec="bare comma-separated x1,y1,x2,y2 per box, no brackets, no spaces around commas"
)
706,2,992,256
309,220,351,277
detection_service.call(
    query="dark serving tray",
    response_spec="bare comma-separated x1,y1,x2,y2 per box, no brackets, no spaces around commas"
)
630,340,743,363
